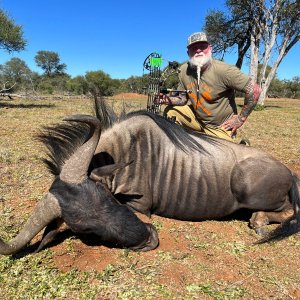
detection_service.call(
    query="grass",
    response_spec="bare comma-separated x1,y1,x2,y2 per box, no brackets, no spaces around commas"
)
0,95,300,299
0,250,102,300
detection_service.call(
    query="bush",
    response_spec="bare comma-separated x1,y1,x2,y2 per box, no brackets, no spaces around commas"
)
254,104,265,111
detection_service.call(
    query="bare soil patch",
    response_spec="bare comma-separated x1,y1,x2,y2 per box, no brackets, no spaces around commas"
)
110,92,147,101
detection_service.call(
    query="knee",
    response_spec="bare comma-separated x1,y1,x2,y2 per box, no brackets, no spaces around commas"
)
163,105,176,117
163,106,180,124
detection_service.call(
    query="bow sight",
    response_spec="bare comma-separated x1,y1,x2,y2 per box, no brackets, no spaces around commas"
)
143,52,187,114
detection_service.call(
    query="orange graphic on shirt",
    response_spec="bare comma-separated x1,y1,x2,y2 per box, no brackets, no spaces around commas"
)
187,82,196,89
191,90,213,116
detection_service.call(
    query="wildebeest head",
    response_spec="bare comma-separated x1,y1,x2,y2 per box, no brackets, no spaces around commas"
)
0,115,158,255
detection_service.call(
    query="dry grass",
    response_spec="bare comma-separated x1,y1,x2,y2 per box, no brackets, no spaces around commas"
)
0,95,299,299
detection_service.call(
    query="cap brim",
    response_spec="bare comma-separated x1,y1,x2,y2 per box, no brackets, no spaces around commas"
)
187,40,209,48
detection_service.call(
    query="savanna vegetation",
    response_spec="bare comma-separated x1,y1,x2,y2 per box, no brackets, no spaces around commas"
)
1,1,300,101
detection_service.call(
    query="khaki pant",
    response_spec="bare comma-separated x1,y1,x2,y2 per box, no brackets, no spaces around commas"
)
164,105,233,141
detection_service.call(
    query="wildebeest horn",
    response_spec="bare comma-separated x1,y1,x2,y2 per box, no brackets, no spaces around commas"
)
60,115,101,184
0,193,61,255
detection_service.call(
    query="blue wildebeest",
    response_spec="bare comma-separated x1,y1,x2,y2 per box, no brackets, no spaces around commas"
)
0,98,299,255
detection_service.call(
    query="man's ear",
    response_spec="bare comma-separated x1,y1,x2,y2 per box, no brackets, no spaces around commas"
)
89,160,134,181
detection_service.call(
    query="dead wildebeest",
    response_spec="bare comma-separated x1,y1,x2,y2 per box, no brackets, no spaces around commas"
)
0,98,299,255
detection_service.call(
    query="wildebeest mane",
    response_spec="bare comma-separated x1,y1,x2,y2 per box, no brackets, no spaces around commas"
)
94,96,220,154
123,110,219,153
94,95,118,130
39,99,220,175
37,123,90,176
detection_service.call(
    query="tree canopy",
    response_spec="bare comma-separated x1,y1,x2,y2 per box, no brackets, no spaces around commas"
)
35,50,67,76
85,70,120,96
1,4,298,100
204,0,300,104
0,9,26,53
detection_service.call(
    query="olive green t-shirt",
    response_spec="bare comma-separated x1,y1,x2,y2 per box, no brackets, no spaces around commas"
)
178,60,250,126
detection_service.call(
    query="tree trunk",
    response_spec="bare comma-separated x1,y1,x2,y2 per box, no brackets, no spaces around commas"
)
258,29,300,105
258,38,289,105
236,36,251,69
249,32,260,83
258,1,279,84
0,93,25,99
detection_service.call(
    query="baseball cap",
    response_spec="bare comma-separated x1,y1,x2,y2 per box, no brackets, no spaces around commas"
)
187,32,209,47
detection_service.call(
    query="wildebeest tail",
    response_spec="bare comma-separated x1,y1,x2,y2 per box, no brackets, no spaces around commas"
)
258,173,300,243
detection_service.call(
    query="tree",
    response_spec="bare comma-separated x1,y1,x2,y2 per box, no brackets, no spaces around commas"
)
204,1,253,69
37,73,70,95
0,9,26,94
282,77,300,99
204,0,300,104
255,0,300,104
85,70,118,96
34,50,67,76
1,57,31,81
0,57,34,93
0,9,26,53
66,76,89,95
122,75,149,94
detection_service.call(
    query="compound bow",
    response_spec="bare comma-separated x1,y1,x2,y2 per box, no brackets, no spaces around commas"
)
143,52,186,115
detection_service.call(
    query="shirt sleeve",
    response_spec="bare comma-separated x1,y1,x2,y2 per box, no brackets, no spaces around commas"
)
223,65,251,92
177,80,185,90
177,67,185,90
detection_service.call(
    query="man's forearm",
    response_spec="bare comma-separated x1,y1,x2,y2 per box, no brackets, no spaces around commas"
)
239,81,261,122
164,93,188,105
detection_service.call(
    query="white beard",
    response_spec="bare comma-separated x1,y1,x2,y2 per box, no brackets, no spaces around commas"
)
189,52,212,92
189,52,212,69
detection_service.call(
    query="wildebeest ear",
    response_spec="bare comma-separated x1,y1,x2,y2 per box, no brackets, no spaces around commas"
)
89,160,134,181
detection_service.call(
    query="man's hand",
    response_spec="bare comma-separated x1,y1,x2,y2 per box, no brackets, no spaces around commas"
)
154,93,188,106
154,93,170,105
221,115,246,136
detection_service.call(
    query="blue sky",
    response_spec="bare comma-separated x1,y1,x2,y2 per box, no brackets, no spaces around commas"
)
0,0,299,80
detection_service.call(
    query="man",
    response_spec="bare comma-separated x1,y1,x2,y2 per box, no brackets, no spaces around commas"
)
157,32,261,141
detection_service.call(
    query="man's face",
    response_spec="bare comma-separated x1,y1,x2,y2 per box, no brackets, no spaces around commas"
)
187,42,211,58
188,42,212,68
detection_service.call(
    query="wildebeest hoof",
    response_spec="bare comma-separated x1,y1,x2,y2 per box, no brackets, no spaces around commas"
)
239,138,251,146
130,224,159,252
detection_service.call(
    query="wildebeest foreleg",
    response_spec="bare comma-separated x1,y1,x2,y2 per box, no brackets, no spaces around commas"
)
250,209,294,235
